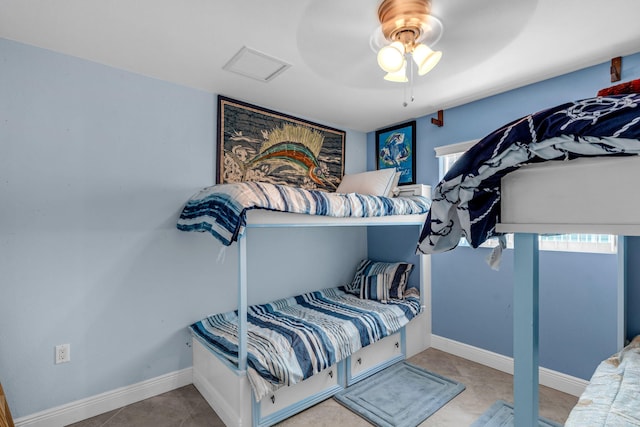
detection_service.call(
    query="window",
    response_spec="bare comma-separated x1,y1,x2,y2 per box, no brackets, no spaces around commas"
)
537,234,617,254
434,141,617,254
435,140,477,181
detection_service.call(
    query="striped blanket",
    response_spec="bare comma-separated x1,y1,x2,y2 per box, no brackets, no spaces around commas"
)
177,181,431,245
191,287,422,401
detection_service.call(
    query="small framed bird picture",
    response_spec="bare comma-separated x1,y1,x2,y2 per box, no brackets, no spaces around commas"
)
375,121,416,185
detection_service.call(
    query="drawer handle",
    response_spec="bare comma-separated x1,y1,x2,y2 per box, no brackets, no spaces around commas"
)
328,370,333,378
395,342,400,349
357,357,362,365
270,395,275,404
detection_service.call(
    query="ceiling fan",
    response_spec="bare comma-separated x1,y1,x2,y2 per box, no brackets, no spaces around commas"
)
371,0,443,83
295,0,535,92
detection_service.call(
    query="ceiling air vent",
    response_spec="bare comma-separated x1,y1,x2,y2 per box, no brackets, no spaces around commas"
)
222,46,291,82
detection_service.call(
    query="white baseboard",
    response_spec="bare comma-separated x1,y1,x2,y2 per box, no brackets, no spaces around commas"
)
13,337,587,426
14,368,193,427
430,335,588,397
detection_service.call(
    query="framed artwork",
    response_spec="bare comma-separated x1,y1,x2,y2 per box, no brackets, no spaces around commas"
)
375,120,417,185
217,95,345,191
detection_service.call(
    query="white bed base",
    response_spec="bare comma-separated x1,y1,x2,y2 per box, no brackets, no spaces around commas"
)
193,318,428,427
193,185,432,427
496,155,640,427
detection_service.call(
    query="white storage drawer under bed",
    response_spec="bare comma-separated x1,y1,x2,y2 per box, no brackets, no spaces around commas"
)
259,363,342,418
192,327,408,426
347,331,404,385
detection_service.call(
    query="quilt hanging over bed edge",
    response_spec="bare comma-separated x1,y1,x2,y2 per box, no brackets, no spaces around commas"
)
417,93,640,255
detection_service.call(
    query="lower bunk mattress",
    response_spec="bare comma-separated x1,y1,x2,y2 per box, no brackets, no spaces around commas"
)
190,286,421,401
565,335,640,426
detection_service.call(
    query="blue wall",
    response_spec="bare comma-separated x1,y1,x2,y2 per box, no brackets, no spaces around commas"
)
368,52,640,379
367,225,424,290
429,247,618,378
1,37,217,418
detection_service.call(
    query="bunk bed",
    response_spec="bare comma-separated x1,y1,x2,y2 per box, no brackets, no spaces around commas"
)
177,178,432,427
417,88,640,426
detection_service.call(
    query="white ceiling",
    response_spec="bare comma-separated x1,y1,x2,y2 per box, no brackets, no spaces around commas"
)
2,0,640,132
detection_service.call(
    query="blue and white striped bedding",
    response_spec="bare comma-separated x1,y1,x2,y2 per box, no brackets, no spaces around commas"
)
190,286,421,401
177,181,431,245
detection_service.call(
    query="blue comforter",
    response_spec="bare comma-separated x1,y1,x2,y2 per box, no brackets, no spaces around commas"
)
177,181,431,245
417,93,640,254
191,287,421,400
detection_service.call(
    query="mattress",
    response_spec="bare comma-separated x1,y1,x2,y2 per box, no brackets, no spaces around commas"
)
190,286,422,401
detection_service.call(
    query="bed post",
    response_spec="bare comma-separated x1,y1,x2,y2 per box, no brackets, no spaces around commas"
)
617,236,627,349
238,235,248,372
420,252,432,348
513,233,539,427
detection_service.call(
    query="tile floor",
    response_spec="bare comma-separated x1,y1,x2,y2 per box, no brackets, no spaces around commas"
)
67,348,578,427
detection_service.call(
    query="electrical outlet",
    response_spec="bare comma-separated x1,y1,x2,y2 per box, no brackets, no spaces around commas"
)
55,344,71,364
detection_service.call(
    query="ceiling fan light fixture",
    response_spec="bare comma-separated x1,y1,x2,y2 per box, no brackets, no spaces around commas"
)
377,41,406,73
373,0,443,84
384,62,408,82
412,43,442,76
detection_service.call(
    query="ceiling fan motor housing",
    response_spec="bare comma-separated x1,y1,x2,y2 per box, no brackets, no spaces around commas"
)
378,0,431,50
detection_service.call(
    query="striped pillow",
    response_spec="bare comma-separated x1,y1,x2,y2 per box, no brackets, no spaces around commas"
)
360,273,390,302
346,259,413,300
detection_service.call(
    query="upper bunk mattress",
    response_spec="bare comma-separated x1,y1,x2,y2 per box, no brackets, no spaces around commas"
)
177,181,431,245
417,93,640,255
190,286,422,401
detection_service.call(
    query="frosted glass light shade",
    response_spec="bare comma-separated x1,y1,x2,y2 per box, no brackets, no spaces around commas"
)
377,41,406,73
384,61,408,82
413,43,442,75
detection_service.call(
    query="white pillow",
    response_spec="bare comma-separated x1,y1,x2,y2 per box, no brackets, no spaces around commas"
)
336,168,397,197
389,171,401,196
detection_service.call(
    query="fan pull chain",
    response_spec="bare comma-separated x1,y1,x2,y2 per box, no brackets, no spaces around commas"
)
403,79,408,107
403,60,415,107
